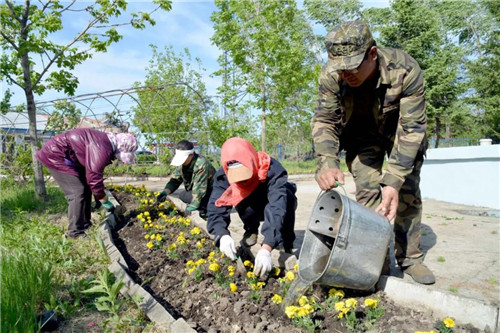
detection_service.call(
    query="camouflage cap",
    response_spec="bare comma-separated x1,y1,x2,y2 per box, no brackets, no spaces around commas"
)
325,20,374,71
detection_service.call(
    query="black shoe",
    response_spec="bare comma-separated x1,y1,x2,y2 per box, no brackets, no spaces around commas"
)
241,232,258,247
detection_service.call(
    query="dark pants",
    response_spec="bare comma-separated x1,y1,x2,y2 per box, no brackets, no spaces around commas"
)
235,182,297,250
178,187,213,216
49,168,92,238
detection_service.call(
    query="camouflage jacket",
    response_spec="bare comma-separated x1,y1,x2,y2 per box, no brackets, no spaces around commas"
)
311,47,427,191
165,154,216,209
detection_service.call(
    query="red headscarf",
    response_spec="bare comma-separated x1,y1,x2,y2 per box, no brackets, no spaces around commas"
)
215,137,270,207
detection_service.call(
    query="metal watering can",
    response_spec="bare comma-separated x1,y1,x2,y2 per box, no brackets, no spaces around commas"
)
298,187,391,290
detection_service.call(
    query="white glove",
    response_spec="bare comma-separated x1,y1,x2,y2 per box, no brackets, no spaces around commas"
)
253,249,272,278
219,235,236,260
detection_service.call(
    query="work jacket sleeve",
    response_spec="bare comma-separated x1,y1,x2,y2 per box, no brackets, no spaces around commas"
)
84,142,111,200
206,168,232,238
260,160,289,249
311,65,343,179
381,63,427,192
189,160,211,209
165,167,182,193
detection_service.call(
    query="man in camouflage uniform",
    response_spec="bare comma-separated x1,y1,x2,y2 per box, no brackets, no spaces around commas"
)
311,20,435,284
157,140,216,219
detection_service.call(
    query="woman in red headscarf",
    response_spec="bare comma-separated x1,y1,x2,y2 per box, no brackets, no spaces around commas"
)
207,137,297,278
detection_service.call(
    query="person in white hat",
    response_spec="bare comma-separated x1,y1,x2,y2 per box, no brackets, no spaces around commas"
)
156,140,215,219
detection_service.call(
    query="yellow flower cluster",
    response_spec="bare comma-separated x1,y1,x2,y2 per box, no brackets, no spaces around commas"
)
414,330,437,333
196,238,206,249
328,288,345,299
185,258,206,274
271,294,282,304
250,281,266,291
145,233,163,241
230,283,238,292
227,265,235,277
278,271,296,284
190,227,201,235
244,260,254,268
176,232,188,245
335,298,357,319
285,296,315,319
209,263,221,272
443,317,455,328
364,298,377,309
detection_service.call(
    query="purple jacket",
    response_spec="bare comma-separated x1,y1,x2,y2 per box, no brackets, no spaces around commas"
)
35,128,114,200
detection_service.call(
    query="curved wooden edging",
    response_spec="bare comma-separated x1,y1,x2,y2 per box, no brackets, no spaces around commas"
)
100,190,196,333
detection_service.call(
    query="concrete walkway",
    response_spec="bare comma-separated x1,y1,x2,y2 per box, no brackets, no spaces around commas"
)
107,173,500,331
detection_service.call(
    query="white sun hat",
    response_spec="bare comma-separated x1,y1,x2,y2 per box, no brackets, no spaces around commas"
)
170,149,194,166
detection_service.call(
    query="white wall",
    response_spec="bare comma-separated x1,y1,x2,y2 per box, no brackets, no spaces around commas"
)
420,144,500,209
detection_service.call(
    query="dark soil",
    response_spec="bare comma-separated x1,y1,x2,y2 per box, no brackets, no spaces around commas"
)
111,188,480,333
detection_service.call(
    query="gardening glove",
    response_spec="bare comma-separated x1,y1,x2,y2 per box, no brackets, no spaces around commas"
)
253,249,272,279
156,190,168,203
101,199,115,212
185,205,197,216
219,235,237,260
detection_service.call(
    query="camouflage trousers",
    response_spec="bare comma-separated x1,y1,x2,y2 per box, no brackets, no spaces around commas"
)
346,145,425,267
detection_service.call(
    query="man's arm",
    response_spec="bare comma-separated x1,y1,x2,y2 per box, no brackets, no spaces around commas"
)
311,66,345,189
164,167,182,194
381,62,427,192
189,160,211,210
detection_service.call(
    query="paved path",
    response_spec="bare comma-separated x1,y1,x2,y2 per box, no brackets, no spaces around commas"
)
108,173,500,307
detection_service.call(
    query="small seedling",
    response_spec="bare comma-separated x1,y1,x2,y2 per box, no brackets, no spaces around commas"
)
449,287,458,293
437,256,446,262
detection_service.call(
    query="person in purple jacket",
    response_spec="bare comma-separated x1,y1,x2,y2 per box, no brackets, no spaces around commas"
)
36,128,138,238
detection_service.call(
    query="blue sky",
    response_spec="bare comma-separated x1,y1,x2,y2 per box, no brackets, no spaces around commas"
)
4,0,389,108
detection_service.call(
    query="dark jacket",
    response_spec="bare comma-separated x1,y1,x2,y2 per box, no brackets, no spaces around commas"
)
35,128,114,200
207,158,294,248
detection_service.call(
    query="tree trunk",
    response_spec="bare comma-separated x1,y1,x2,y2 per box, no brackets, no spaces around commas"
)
434,117,441,148
261,82,266,152
21,52,47,199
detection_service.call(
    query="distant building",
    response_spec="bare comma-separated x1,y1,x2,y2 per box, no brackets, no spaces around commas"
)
0,111,121,154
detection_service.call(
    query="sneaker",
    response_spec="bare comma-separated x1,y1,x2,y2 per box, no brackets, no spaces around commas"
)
241,232,258,247
404,263,435,285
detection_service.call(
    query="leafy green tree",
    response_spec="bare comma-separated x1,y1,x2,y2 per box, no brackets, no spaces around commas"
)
0,0,171,198
363,0,465,147
304,0,363,32
211,0,318,152
133,45,212,152
44,101,82,135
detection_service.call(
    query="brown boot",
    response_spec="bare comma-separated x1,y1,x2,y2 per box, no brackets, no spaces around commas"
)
404,263,435,285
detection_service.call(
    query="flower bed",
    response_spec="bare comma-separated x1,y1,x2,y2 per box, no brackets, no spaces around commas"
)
109,184,473,333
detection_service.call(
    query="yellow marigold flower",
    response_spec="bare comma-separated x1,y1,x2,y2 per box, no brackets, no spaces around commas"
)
201,238,206,243
144,211,150,216
187,268,195,274
364,298,377,309
230,283,238,292
247,271,255,279
228,272,234,277
274,267,281,276
167,243,177,251
286,271,295,281
208,263,221,272
443,318,455,328
227,266,235,272
334,301,345,312
196,241,203,248
154,224,160,229
156,234,162,241
186,260,195,267
144,234,150,239
146,241,154,249
285,306,299,319
209,251,215,257
297,304,313,317
271,294,283,304
137,213,143,219
143,221,148,227
149,199,153,203
345,298,357,309
243,260,253,267
298,296,309,306
293,263,299,271
196,259,206,266
338,312,345,319
190,227,201,235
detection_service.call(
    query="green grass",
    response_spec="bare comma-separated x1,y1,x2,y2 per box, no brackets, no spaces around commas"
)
0,179,146,331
